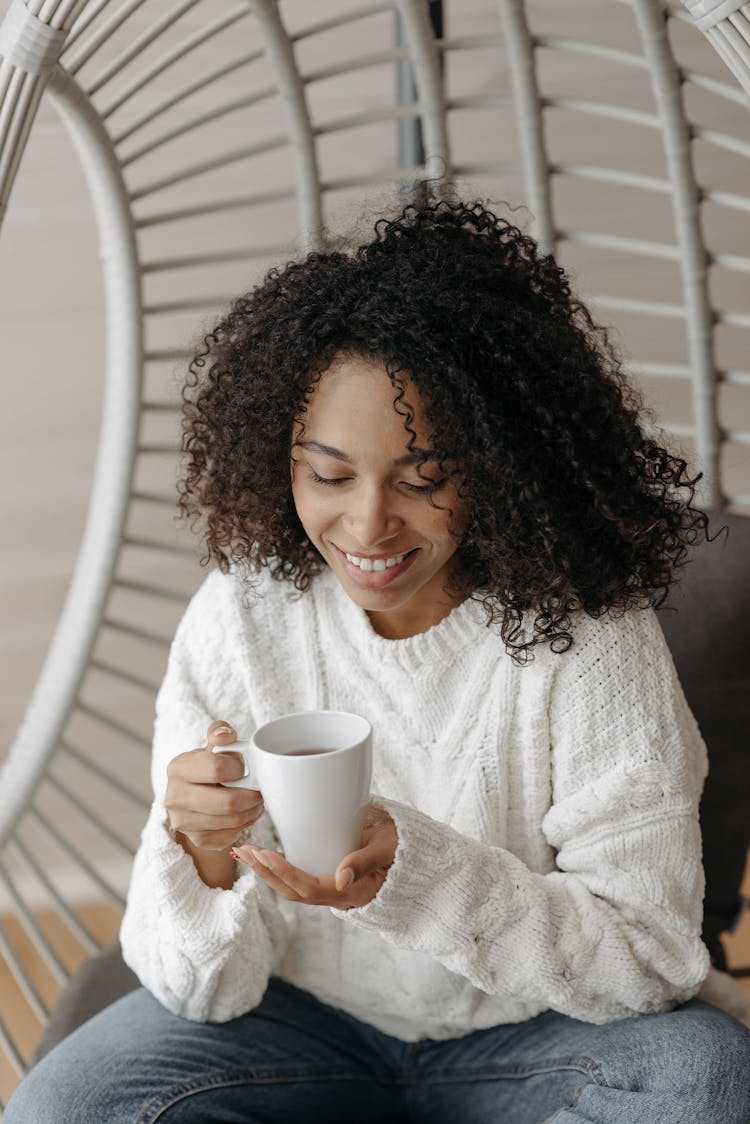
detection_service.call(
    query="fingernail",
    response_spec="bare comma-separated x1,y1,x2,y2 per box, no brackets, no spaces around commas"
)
214,724,233,736
337,869,355,890
231,845,253,861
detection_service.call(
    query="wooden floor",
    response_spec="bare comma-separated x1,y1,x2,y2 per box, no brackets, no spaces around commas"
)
0,902,121,1106
1,861,749,1108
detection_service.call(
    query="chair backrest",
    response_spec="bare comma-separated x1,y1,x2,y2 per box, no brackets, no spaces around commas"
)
657,511,750,967
1,0,749,1107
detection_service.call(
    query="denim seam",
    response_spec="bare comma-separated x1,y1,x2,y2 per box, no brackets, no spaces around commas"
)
420,1055,609,1087
137,1066,400,1123
402,1041,419,1078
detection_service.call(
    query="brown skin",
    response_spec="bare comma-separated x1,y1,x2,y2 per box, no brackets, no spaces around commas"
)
290,356,468,640
165,721,264,889
232,804,398,909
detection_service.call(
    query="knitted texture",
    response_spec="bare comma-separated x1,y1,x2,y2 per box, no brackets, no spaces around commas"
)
120,565,712,1040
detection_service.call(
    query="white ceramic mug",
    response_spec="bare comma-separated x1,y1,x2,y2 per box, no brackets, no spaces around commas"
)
212,710,373,877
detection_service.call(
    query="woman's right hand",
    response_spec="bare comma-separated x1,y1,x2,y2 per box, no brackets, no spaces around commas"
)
165,720,265,853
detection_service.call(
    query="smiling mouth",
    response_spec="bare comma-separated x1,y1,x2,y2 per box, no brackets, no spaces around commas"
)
334,545,419,587
343,550,411,572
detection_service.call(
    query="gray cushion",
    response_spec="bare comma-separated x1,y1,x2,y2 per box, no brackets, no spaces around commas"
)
32,941,139,1064
657,511,750,968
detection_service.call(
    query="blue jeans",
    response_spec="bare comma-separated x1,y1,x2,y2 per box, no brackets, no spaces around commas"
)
6,977,750,1123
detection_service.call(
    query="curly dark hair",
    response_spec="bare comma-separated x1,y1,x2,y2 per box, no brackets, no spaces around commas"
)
179,189,708,661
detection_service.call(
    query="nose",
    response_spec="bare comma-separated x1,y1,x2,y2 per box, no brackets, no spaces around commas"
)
343,480,403,548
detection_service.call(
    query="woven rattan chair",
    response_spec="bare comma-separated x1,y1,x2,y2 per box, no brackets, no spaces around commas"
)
1,0,749,1110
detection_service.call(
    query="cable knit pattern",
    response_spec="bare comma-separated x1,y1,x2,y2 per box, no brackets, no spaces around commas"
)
120,565,714,1040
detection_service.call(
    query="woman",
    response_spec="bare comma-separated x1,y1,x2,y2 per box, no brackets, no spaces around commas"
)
7,193,750,1122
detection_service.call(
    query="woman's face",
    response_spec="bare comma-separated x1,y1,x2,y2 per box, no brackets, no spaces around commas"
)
290,354,467,639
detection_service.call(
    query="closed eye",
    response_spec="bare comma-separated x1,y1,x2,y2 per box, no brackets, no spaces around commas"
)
404,475,447,493
307,470,350,487
307,470,444,494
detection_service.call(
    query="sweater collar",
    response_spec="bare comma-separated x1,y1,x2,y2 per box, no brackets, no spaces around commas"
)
317,565,491,667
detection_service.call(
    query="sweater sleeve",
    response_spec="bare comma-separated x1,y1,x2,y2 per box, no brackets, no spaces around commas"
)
330,608,711,1024
119,570,297,1022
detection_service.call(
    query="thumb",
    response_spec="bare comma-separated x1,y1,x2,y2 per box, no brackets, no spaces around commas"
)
334,833,395,892
206,720,237,749
335,865,356,892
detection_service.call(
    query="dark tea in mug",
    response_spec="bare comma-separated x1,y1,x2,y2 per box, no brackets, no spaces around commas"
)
285,748,334,756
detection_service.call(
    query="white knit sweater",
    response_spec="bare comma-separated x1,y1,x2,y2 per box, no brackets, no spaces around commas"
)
120,564,714,1041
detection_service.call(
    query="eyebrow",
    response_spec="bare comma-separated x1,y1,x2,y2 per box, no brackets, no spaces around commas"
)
296,439,438,467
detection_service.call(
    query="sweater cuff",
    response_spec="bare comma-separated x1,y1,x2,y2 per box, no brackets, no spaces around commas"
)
329,796,450,941
138,802,261,964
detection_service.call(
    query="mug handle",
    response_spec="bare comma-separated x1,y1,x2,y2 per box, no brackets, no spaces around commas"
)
211,741,258,789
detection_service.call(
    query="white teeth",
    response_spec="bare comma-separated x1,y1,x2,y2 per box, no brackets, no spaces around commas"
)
345,551,408,571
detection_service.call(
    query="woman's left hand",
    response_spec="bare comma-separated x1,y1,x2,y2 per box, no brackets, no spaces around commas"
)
230,801,398,910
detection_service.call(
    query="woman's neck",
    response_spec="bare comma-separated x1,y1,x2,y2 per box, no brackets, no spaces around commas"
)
366,589,468,640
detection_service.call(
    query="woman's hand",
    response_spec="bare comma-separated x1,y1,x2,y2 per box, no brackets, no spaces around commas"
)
230,802,398,910
165,720,265,853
